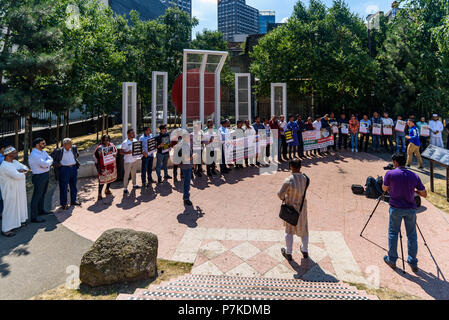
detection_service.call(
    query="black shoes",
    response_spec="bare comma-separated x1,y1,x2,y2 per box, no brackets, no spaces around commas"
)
383,256,397,270
408,262,419,273
184,199,193,206
31,217,45,223
61,205,70,210
39,211,52,216
158,177,162,183
281,248,293,261
301,250,309,259
71,201,81,206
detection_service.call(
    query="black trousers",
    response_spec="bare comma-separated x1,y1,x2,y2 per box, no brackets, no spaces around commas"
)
338,134,348,149
280,135,288,159
359,133,370,151
419,136,428,153
31,172,49,220
382,135,394,152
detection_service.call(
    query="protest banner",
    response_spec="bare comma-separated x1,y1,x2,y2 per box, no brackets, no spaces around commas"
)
341,123,349,135
284,130,294,143
420,125,430,137
302,130,334,151
147,137,157,155
383,125,393,136
132,141,143,157
395,120,406,132
372,123,382,135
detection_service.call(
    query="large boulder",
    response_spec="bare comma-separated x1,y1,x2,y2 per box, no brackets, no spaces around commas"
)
80,228,158,287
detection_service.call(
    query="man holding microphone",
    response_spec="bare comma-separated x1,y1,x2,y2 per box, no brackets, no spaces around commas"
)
382,153,427,273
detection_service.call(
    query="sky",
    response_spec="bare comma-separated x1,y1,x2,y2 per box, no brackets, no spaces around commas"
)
191,0,395,37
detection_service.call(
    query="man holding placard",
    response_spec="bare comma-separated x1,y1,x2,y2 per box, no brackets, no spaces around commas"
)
338,113,349,151
140,127,156,187
155,125,172,183
371,112,382,152
416,117,429,152
359,115,371,152
394,115,406,153
381,112,394,153
121,128,141,194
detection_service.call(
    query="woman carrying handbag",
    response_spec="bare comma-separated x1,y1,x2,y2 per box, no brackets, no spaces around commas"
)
277,159,310,261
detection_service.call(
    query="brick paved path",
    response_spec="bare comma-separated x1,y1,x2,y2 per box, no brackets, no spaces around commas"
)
53,151,449,299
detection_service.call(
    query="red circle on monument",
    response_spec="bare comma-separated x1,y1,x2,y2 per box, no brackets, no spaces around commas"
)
171,69,221,119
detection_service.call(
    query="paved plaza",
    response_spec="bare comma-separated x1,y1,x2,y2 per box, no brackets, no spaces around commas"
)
49,151,449,300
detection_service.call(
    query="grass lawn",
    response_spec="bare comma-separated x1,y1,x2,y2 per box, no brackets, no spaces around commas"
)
425,180,449,215
29,259,193,300
347,282,422,300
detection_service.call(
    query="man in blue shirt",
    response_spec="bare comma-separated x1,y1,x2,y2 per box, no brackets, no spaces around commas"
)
0,143,6,219
139,127,155,187
405,119,423,169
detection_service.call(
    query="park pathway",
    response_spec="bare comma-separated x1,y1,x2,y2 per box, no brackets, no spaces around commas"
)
53,150,449,300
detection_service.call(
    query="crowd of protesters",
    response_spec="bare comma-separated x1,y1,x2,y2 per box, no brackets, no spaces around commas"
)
0,110,447,238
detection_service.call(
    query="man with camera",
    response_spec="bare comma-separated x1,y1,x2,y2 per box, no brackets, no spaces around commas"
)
382,153,427,273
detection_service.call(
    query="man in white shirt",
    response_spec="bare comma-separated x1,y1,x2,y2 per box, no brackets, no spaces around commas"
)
312,115,323,154
429,114,444,147
28,138,53,223
121,128,141,194
0,147,28,237
50,138,80,210
381,112,394,153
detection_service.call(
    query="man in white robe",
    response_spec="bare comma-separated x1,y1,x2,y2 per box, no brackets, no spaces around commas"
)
0,147,28,237
429,114,444,148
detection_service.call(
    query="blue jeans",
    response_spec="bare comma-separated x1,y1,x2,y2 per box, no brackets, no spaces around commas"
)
396,135,406,153
31,172,50,219
181,168,192,200
372,135,380,151
156,153,169,178
59,166,78,206
0,189,3,218
350,133,358,150
387,207,418,267
141,155,154,184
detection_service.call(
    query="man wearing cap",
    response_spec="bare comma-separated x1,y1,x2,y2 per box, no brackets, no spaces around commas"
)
0,147,29,237
50,138,81,210
429,114,444,148
28,138,53,223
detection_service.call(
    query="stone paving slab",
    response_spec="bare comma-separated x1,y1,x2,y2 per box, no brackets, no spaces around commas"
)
53,151,449,299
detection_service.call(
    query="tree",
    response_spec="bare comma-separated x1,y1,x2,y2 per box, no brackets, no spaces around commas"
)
375,0,449,117
0,0,68,161
250,0,376,114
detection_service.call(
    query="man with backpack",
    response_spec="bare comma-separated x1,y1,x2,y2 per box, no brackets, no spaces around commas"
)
382,153,427,273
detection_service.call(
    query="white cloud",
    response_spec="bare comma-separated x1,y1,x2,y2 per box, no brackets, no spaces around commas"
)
365,4,379,15
281,17,289,23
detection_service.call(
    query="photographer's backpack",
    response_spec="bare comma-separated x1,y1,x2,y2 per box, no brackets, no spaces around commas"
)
365,176,383,199
351,184,365,195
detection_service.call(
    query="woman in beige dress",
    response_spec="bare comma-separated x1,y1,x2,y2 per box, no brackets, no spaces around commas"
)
277,159,309,260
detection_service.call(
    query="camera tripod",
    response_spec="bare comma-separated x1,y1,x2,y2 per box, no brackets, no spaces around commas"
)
360,193,443,279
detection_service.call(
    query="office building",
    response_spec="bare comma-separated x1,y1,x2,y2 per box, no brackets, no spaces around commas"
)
259,10,275,34
161,0,192,17
218,0,259,41
103,0,167,21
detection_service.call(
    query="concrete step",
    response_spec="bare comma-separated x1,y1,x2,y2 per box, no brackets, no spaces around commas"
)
117,274,377,301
